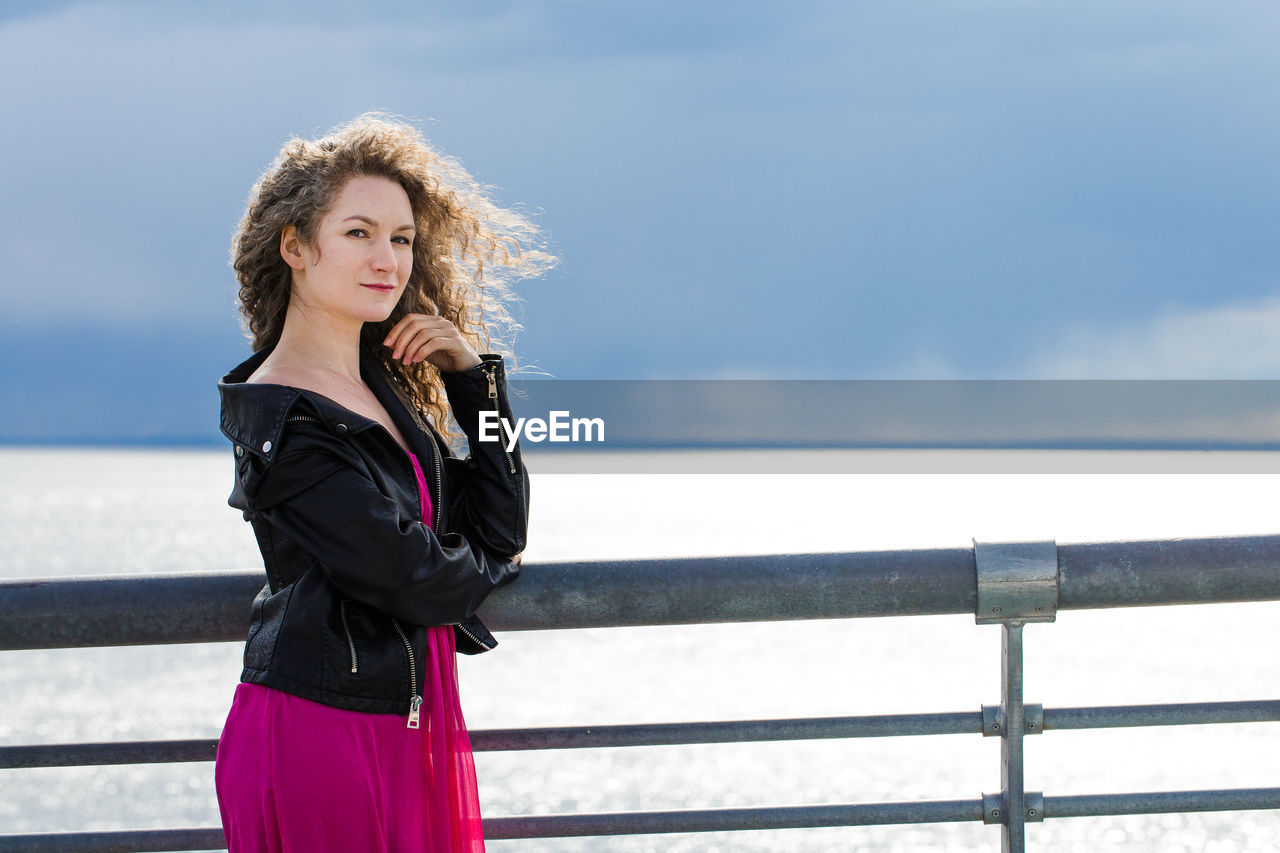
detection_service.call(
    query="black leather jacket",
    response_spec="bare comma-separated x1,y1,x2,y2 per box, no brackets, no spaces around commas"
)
217,344,526,721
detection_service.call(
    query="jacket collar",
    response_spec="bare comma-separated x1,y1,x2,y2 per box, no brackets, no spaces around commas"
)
218,343,431,464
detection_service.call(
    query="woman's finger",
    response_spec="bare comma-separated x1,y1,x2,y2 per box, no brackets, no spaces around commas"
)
383,313,478,370
403,330,441,361
388,318,436,360
409,338,448,365
383,313,431,353
395,327,434,362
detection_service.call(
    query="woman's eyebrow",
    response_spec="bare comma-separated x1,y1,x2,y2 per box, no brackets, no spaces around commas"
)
343,215,416,232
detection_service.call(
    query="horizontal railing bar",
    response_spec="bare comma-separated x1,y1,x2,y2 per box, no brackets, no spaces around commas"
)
1044,787,1280,818
0,712,983,768
0,570,264,650
469,711,982,751
4,535,1279,650
5,787,1276,850
8,698,1279,768
0,739,219,769
0,799,983,850
1056,536,1280,611
1044,699,1280,730
0,828,225,853
482,799,985,838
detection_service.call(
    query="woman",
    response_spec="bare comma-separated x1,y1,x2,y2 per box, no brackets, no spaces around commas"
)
214,114,550,852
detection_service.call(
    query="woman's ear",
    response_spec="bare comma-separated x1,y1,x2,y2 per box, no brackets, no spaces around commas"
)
280,225,307,271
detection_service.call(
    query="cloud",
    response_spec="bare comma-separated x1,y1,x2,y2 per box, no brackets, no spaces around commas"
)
5,1,1280,386
1019,297,1280,378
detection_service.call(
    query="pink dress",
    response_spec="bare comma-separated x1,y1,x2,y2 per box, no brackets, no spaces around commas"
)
215,451,486,852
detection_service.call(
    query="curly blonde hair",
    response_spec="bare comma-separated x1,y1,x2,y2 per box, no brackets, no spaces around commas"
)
232,113,554,432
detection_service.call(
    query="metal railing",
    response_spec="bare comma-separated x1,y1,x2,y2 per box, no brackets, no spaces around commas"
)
2,534,1279,851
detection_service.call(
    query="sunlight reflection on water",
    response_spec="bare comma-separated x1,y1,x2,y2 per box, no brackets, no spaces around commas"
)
1,447,1277,851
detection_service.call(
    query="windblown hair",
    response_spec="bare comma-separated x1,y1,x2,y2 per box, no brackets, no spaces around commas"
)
232,113,554,432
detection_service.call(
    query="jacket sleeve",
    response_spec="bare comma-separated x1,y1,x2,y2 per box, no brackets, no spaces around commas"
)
439,354,531,557
249,434,520,627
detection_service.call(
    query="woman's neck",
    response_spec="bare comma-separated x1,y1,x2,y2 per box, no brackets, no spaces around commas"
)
270,300,366,385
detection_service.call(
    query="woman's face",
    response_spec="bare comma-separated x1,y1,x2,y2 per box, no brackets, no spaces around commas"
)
282,174,416,325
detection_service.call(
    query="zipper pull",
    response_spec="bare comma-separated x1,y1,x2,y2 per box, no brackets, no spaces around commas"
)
407,695,422,729
486,365,498,403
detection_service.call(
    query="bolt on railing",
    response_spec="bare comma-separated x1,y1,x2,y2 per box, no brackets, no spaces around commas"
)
1,534,1279,851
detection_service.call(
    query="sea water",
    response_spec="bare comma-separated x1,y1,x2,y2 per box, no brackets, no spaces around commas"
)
1,447,1277,852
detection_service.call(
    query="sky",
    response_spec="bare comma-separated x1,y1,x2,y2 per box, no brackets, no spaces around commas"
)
2,1,1279,443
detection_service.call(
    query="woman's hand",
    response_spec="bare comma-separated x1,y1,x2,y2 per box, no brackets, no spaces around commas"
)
383,313,482,373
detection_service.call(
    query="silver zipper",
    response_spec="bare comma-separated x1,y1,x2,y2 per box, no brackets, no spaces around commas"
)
456,621,495,651
390,617,422,729
287,414,319,424
485,364,517,475
397,419,441,533
339,599,358,674
427,431,444,532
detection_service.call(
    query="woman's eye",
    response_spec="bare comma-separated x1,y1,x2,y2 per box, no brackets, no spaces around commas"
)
392,235,413,246
347,228,369,238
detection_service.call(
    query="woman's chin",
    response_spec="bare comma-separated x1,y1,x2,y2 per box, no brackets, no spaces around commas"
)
356,305,399,325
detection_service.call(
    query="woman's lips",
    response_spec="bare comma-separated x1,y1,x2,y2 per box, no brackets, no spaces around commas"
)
361,283,395,293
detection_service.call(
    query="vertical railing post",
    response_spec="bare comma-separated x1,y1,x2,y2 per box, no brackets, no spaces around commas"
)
1001,620,1027,852
975,540,1059,853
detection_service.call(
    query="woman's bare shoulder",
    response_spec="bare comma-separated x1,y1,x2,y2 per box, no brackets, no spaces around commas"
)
245,362,351,412
246,362,315,388
247,360,411,451
247,363,356,413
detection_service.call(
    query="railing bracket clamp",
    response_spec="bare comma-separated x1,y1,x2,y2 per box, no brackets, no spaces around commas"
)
974,539,1059,624
981,703,1043,737
981,704,1003,737
982,791,1045,825
981,791,1004,824
1024,703,1043,734
1024,791,1045,822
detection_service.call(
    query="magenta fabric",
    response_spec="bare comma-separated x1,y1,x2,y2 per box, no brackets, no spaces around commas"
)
216,450,486,852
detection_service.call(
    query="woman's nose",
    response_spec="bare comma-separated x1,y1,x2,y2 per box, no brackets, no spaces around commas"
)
371,240,397,272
